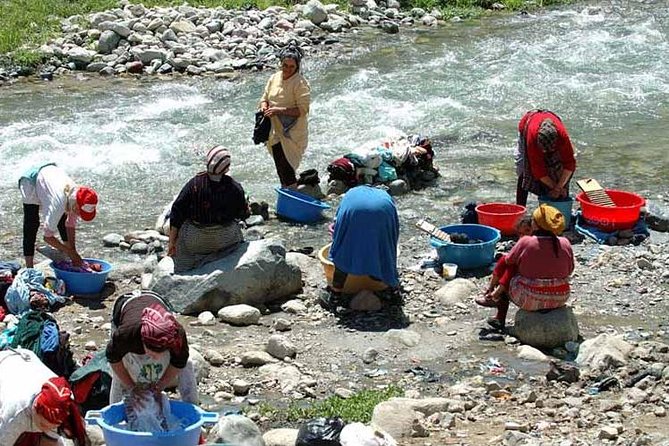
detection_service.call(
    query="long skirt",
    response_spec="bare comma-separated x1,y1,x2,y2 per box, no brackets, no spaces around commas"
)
174,220,243,273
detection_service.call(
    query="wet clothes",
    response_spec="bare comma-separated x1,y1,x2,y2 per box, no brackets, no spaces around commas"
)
272,142,298,187
330,186,400,287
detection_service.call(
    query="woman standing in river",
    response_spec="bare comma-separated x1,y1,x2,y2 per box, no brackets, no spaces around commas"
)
259,44,311,189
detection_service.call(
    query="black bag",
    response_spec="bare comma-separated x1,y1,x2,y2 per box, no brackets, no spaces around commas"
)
253,110,271,145
295,417,346,446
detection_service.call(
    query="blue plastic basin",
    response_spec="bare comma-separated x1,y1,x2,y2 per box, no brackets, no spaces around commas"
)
86,400,218,446
275,187,330,223
430,224,501,269
50,258,112,295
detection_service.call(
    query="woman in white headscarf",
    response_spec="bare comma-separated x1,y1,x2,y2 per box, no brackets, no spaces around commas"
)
259,43,311,188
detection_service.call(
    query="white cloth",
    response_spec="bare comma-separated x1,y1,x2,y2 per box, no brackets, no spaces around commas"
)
0,349,62,445
19,165,78,237
109,351,198,405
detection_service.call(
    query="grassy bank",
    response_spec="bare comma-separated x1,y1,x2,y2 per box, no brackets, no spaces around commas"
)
0,0,565,67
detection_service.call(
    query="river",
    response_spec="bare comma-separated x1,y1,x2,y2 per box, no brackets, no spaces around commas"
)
1,0,668,262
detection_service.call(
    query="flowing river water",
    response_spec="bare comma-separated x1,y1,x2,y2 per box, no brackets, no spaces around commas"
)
1,0,669,262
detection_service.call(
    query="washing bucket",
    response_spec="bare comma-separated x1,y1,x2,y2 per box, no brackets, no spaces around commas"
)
538,196,574,228
86,400,218,446
475,203,526,236
50,258,112,295
575,189,645,231
430,224,501,269
275,187,330,223
317,244,388,293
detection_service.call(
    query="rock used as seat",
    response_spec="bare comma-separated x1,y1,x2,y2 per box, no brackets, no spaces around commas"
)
510,306,579,349
152,238,301,315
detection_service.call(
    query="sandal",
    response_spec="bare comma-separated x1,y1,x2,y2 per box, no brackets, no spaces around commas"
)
475,293,499,308
487,317,506,331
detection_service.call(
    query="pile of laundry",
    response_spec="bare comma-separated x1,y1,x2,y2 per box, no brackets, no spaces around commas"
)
326,134,439,196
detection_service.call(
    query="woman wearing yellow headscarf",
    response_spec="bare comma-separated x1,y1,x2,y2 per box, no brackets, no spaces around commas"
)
259,43,311,188
475,204,575,329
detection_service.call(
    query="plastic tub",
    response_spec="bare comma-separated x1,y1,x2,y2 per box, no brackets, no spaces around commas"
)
275,187,330,223
50,258,112,295
575,189,645,231
538,196,574,228
475,203,526,236
85,400,218,446
430,224,501,270
317,244,388,294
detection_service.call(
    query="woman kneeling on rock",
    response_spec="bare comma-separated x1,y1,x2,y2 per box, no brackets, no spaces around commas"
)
106,290,198,405
476,204,575,330
168,146,250,273
0,348,87,446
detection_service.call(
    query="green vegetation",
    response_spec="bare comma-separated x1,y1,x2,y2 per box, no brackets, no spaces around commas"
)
0,0,567,67
257,385,403,423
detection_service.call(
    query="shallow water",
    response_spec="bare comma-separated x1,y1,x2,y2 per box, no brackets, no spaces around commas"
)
1,0,668,262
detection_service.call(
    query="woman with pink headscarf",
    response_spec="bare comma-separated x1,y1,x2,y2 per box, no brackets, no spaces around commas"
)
105,290,198,404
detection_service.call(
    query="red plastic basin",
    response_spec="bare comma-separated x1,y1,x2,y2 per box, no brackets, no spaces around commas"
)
575,189,645,231
475,203,526,236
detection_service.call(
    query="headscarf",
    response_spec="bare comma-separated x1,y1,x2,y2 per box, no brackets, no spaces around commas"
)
533,204,565,235
279,43,304,71
206,146,231,181
140,303,183,351
33,377,87,445
537,119,558,152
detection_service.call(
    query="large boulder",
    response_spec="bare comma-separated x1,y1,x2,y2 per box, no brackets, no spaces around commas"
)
98,30,121,54
510,306,579,349
152,239,301,314
576,333,634,371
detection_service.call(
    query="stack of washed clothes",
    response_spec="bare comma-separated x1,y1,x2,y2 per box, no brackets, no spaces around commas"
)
326,134,439,195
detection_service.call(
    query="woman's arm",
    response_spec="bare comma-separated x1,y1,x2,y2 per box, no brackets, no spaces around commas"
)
264,106,301,118
155,364,181,392
110,361,136,389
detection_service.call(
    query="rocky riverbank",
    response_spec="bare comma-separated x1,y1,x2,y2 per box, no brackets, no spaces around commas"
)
0,0,448,83
8,202,668,445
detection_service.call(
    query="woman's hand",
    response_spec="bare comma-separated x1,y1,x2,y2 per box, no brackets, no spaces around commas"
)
264,106,283,117
548,186,562,199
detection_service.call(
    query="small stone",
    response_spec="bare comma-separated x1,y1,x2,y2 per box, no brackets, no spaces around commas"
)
103,233,124,247
505,421,529,432
335,388,354,399
273,318,292,331
362,348,379,364
232,379,251,395
130,242,149,254
598,426,619,440
73,326,82,334
197,311,216,326
84,341,97,351
204,349,225,367
655,406,667,417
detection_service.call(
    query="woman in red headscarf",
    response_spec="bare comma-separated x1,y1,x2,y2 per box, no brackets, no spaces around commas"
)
105,290,198,405
515,110,576,206
0,348,87,446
